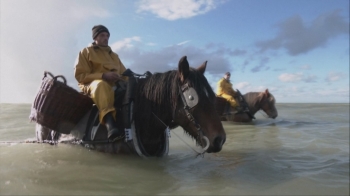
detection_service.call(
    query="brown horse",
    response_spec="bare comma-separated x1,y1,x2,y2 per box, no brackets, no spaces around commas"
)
36,56,226,156
215,89,278,122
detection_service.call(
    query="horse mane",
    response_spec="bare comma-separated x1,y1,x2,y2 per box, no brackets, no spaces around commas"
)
141,70,179,113
135,68,215,131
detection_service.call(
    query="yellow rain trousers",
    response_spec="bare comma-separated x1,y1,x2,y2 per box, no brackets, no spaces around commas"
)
219,93,238,108
216,78,239,108
87,80,116,123
74,43,127,124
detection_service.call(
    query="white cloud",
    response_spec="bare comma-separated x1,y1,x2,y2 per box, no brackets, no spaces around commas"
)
146,42,157,46
290,86,300,93
136,0,224,20
110,36,142,51
279,73,304,82
0,0,114,103
278,72,318,83
300,64,311,70
234,82,250,89
325,72,346,82
247,86,268,93
232,82,271,94
69,5,112,19
317,88,349,97
177,40,191,46
117,42,233,74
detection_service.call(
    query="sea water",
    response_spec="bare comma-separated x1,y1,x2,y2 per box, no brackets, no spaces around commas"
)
0,103,349,195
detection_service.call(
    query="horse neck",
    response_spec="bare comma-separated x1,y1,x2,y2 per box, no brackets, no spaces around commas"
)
134,71,186,156
243,92,261,115
135,72,178,132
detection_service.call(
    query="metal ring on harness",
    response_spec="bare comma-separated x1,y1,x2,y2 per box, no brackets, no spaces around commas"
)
201,136,209,151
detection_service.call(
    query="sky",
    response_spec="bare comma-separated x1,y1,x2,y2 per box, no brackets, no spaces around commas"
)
0,0,349,103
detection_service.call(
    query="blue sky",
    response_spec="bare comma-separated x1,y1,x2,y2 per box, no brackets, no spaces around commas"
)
0,0,349,103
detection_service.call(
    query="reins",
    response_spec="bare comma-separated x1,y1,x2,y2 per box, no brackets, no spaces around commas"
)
151,112,207,158
149,82,210,158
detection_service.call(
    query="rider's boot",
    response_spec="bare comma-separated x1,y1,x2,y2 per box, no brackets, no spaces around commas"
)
104,113,124,141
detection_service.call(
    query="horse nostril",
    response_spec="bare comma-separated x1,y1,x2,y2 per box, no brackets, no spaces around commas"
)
206,135,225,153
214,136,225,148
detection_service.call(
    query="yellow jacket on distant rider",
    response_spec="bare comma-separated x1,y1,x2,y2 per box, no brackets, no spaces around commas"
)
216,78,238,108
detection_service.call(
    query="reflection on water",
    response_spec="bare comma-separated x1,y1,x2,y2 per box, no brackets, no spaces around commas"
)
0,103,349,195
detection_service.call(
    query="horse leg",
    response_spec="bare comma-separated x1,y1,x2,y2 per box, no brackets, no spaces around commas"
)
35,123,61,142
36,123,49,141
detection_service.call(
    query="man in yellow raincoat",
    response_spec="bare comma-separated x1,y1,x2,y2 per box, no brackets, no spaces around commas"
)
74,25,127,141
216,72,240,111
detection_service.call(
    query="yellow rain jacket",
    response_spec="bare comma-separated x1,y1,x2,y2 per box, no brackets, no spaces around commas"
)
216,78,238,108
74,43,127,123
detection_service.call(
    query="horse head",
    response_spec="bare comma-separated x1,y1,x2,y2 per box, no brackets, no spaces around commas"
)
133,56,226,155
173,56,226,153
255,89,278,119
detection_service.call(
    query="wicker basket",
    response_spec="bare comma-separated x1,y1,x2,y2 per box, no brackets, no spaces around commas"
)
29,71,93,134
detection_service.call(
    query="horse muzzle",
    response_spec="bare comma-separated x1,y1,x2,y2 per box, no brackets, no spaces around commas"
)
206,135,226,153
270,111,278,119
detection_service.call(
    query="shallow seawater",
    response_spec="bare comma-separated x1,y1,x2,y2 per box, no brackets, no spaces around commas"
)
0,103,349,195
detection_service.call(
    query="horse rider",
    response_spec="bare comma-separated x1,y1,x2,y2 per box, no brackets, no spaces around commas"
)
216,72,245,113
74,25,127,141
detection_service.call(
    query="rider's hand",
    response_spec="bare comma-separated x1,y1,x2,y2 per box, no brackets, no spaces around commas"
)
102,72,121,83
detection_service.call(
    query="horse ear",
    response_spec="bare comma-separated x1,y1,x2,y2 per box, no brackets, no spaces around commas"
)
265,89,270,97
178,56,190,82
197,61,207,75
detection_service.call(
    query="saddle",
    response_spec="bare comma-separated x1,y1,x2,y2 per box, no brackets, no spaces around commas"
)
81,69,171,157
83,69,152,142
223,90,255,119
235,90,255,119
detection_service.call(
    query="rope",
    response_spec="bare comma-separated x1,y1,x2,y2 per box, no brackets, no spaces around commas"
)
151,112,168,127
170,129,206,158
0,139,81,145
258,110,269,118
152,112,206,157
0,140,55,144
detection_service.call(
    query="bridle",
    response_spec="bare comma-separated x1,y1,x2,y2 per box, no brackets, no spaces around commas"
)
178,82,209,153
151,81,210,157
